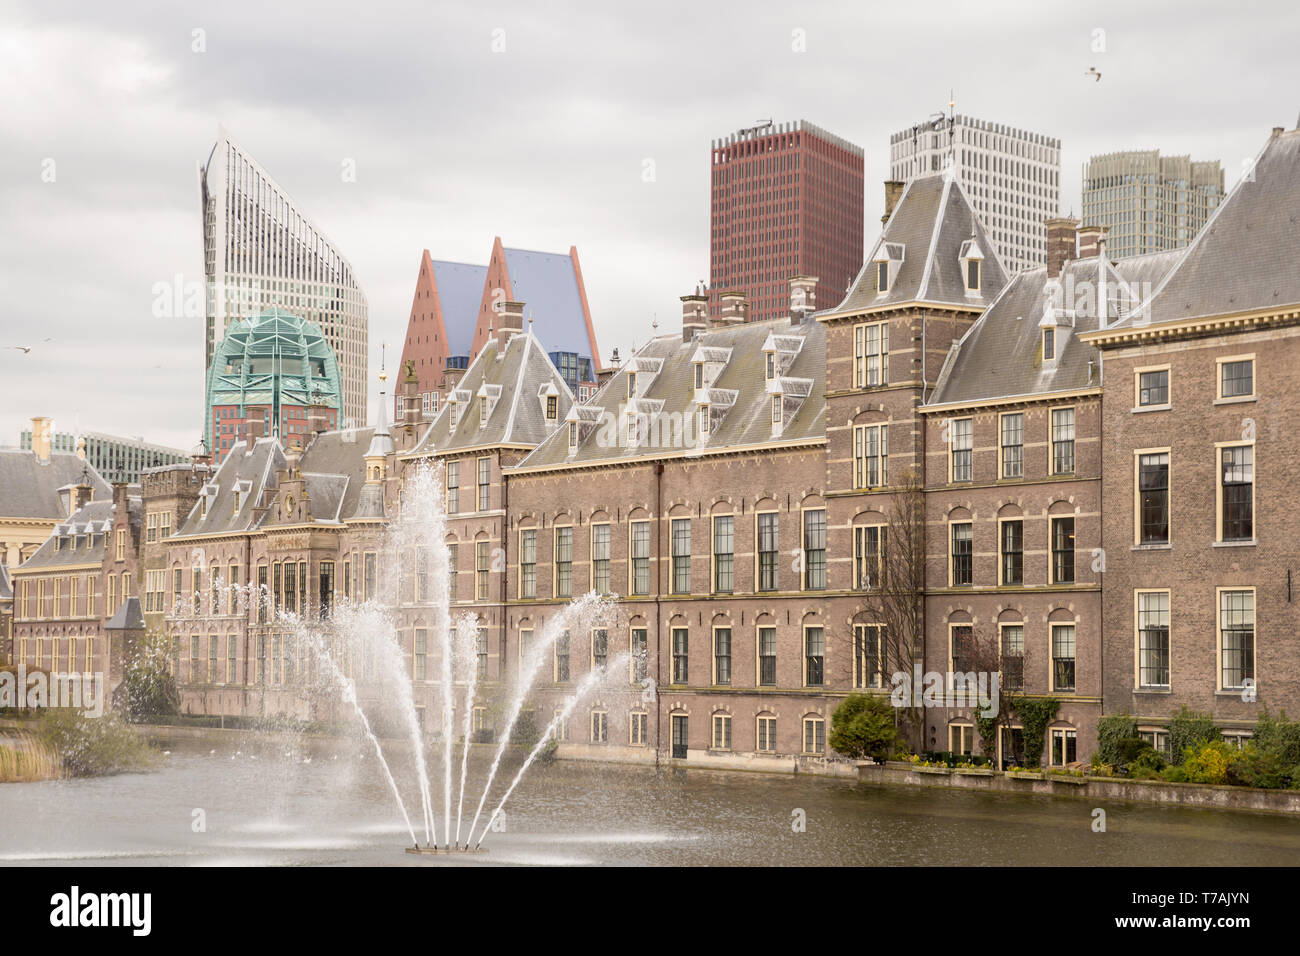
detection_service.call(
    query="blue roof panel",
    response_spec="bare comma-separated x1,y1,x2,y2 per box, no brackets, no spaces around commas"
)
430,260,489,357
503,248,593,360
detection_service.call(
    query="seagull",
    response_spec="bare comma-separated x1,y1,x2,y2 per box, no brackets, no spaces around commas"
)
1085,67,1102,82
5,346,32,353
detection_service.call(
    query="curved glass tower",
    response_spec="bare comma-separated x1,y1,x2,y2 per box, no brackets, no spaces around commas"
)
199,126,368,444
205,309,342,462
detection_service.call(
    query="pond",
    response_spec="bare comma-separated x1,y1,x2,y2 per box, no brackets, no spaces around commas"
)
2,734,1299,866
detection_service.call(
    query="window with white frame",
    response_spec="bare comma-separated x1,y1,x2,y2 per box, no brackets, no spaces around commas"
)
629,521,650,595
757,716,777,753
712,713,732,750
853,623,883,689
1000,413,1023,479
713,627,732,685
1051,624,1076,692
1137,591,1170,688
853,525,886,590
853,423,888,488
853,322,888,388
1050,728,1077,766
1219,445,1254,542
1219,589,1254,691
950,418,973,481
591,523,611,594
1051,407,1075,475
802,716,825,754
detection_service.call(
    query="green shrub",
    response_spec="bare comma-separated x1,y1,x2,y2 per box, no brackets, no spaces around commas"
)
1183,740,1234,785
1226,745,1291,790
1252,709,1300,767
1130,747,1167,773
829,694,902,762
1096,714,1139,766
1168,706,1221,765
36,710,160,777
1161,765,1189,783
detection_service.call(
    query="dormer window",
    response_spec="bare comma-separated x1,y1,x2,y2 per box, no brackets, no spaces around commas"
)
765,353,775,381
233,489,241,512
772,395,782,424
698,404,710,437
694,364,703,389
546,395,558,421
959,238,984,294
449,399,460,428
1043,327,1056,362
479,395,489,427
877,261,889,293
568,421,579,450
628,370,638,399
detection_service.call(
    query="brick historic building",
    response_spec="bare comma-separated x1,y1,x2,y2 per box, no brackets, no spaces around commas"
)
13,124,1300,774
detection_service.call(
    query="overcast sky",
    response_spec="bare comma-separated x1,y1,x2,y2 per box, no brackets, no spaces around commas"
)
2,0,1297,452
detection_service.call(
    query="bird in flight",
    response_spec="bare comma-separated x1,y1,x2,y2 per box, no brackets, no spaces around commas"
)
1085,67,1102,82
5,337,51,353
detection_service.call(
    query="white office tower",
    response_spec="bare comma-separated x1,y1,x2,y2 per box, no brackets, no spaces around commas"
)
890,114,1061,273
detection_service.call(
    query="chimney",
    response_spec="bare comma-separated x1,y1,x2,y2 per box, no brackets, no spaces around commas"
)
497,301,525,347
308,403,332,436
882,180,905,225
70,470,97,513
713,291,748,328
788,276,818,325
110,480,129,514
243,417,264,454
1045,216,1080,280
1076,224,1106,261
680,293,708,342
30,416,51,463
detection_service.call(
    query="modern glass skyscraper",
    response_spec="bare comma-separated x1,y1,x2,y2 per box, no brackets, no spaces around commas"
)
198,127,368,444
1081,151,1225,260
890,114,1060,274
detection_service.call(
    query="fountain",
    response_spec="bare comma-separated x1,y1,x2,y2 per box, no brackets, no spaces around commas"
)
270,461,624,856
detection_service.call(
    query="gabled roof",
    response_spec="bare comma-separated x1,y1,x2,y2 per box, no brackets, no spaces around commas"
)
928,250,1183,408
1108,128,1300,330
173,438,285,537
0,450,111,520
516,315,826,471
825,174,1008,317
407,330,573,456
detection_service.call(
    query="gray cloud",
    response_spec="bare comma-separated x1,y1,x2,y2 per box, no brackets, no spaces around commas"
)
2,0,1297,450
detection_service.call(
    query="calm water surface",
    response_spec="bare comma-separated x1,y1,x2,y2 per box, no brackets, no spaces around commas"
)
2,735,1299,866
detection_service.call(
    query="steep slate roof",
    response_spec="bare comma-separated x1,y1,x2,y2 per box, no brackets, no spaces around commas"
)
824,174,1008,317
1112,128,1300,329
17,500,115,571
430,259,489,358
407,330,573,456
516,314,826,471
0,564,11,601
929,251,1183,407
0,450,111,520
173,425,378,538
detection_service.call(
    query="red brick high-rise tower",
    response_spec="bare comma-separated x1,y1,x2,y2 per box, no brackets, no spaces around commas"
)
709,120,864,322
